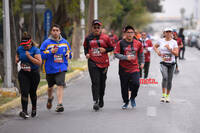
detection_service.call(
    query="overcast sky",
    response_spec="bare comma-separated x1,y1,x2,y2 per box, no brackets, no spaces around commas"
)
155,0,198,18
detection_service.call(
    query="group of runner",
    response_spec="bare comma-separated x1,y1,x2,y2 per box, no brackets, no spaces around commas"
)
16,19,185,119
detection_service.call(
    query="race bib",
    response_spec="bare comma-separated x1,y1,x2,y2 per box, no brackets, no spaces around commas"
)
21,63,31,72
91,48,102,56
126,50,136,60
54,54,64,63
162,54,172,62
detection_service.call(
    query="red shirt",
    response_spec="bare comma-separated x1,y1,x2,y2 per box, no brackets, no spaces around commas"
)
83,33,113,68
109,34,118,47
114,39,143,73
141,39,153,62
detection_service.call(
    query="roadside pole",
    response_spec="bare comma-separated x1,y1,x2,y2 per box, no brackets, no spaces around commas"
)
3,0,12,88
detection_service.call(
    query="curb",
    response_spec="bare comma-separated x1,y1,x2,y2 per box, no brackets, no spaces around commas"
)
0,65,88,114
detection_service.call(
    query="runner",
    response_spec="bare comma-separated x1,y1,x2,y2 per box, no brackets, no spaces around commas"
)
139,32,153,78
153,28,179,103
178,28,185,60
40,24,72,112
16,32,42,119
114,25,144,109
83,19,114,111
173,31,183,74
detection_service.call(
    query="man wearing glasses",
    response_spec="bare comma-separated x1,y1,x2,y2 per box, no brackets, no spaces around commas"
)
83,19,114,111
114,25,144,109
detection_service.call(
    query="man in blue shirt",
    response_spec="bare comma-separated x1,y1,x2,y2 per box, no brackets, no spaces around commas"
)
40,24,72,112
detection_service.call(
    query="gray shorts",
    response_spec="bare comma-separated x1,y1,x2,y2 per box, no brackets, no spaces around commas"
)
46,72,66,88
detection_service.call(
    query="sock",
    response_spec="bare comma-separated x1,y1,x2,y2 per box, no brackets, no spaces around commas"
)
162,93,166,97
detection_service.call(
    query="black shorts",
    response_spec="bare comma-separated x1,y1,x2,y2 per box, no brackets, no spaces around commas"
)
46,72,66,88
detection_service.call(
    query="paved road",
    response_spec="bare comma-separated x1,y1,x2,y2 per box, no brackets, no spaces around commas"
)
0,47,200,133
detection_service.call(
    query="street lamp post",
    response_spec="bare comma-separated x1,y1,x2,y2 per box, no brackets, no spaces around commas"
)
94,0,98,19
3,0,12,88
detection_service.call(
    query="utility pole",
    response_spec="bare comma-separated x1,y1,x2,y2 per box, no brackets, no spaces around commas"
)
94,0,98,19
80,0,85,44
3,0,12,88
32,0,36,40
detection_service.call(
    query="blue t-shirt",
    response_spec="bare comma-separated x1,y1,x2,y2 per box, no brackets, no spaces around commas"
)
17,46,41,70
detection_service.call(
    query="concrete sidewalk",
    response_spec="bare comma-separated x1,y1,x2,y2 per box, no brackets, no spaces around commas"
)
0,65,88,114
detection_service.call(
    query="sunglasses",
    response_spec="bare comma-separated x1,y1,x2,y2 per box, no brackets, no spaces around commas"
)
93,26,100,29
165,31,172,33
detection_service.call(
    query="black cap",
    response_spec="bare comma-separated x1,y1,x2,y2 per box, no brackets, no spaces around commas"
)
92,19,102,26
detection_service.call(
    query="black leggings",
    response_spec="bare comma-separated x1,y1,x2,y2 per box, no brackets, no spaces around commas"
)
18,70,40,112
120,72,140,104
140,62,150,78
88,59,108,102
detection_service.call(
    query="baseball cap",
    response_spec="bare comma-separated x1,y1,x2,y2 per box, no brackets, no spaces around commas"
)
92,19,102,26
164,27,173,32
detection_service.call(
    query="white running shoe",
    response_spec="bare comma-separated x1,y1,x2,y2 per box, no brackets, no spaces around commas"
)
160,96,165,102
165,97,170,103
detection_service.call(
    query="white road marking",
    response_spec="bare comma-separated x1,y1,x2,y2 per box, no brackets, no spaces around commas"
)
147,106,157,117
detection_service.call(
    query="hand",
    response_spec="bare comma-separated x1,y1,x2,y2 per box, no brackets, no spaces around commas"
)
127,55,135,61
65,53,70,60
86,54,90,59
15,55,19,63
25,51,30,57
99,47,106,53
140,64,144,69
164,44,171,50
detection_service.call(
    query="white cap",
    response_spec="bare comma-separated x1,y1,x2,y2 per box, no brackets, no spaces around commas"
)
164,27,173,32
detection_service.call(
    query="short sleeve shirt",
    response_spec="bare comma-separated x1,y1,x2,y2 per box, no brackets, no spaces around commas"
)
157,38,178,63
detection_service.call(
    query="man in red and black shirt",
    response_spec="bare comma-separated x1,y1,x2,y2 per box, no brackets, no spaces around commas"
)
114,25,144,109
83,20,114,111
139,32,153,78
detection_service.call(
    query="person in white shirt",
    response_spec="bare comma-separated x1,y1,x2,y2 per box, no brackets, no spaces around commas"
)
153,28,179,103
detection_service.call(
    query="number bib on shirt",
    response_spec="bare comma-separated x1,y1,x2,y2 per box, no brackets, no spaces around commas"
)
162,54,172,62
127,50,136,60
21,63,31,72
91,48,102,56
54,54,64,63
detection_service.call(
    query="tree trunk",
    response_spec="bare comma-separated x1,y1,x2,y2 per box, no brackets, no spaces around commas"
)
71,21,81,60
10,0,19,89
87,0,94,35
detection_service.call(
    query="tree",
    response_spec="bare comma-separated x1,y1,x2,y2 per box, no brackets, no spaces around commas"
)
144,0,163,12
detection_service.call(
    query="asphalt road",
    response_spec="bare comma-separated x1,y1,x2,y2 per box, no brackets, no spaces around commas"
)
0,47,200,133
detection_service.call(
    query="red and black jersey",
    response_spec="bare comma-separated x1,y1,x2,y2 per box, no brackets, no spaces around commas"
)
83,33,114,68
109,34,118,47
141,39,153,62
114,39,143,74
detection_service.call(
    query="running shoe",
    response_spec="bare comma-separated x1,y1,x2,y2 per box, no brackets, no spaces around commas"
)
55,104,64,112
122,102,129,109
131,99,136,108
160,96,166,102
93,101,100,111
31,109,36,117
47,96,54,109
165,97,170,103
19,111,29,119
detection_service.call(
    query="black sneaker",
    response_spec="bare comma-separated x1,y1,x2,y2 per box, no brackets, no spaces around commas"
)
31,109,37,117
19,111,29,119
99,98,104,108
122,102,129,109
93,101,99,111
55,104,64,112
